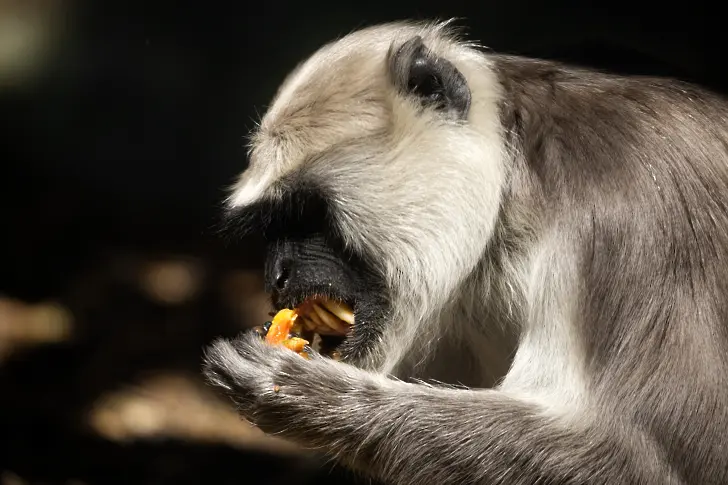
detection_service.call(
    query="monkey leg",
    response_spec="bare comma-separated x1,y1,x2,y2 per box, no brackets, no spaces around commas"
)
203,332,678,485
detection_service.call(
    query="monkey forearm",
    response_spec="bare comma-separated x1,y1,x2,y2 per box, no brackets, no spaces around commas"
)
338,389,674,485
274,387,663,485
204,334,673,485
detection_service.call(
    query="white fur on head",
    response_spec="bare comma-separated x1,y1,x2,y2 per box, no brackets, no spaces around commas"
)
229,20,508,373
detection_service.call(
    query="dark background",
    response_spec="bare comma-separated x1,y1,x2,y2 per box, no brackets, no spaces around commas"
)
0,1,724,484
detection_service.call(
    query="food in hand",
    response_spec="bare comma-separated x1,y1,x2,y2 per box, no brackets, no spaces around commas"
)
255,298,354,360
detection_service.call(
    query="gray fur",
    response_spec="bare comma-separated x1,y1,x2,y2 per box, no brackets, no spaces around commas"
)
204,20,728,485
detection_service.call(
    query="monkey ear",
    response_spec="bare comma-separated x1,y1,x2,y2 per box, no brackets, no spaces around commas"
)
388,36,471,120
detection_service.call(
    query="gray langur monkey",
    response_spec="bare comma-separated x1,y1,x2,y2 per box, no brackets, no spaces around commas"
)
203,20,728,485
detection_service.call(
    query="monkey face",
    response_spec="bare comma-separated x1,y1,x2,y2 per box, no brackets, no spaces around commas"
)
260,189,391,365
223,22,508,370
223,183,392,366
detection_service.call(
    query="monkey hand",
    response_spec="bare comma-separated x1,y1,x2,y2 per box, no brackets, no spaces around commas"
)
202,330,375,442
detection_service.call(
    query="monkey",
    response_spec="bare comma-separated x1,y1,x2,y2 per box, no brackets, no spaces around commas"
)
202,20,728,485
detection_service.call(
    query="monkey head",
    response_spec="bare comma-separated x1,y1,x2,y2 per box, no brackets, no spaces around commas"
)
223,22,507,373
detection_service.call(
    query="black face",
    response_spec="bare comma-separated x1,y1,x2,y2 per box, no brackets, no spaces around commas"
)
223,184,389,364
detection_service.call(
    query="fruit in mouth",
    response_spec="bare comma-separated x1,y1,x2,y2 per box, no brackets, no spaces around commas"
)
254,298,354,360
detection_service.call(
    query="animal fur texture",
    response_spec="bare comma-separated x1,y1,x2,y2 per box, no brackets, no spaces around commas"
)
203,20,728,485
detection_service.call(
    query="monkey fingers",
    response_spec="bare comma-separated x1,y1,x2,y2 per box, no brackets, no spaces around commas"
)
203,331,360,438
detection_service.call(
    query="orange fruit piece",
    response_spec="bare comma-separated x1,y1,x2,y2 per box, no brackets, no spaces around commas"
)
264,309,310,358
265,309,298,345
282,337,309,353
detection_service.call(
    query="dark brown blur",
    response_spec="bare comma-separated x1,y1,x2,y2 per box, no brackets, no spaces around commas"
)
0,1,724,484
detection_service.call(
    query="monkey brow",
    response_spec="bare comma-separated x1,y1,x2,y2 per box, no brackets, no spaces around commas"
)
218,185,333,241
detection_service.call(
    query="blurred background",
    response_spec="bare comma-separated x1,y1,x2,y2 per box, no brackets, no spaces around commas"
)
0,1,724,484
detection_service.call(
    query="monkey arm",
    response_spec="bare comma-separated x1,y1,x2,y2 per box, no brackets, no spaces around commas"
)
203,332,675,485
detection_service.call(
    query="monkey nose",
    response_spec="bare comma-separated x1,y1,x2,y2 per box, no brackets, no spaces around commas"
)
264,249,295,295
272,261,291,291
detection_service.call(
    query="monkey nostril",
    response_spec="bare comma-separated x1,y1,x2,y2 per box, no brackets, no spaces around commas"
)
275,264,290,290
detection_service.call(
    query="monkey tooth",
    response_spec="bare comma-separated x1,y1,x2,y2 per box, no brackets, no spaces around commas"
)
321,299,355,325
311,332,323,353
302,302,326,329
313,302,349,334
300,315,317,331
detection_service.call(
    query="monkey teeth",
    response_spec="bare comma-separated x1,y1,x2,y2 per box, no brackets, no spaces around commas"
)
295,297,354,336
298,298,353,357
320,299,355,325
313,302,349,334
311,332,323,353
